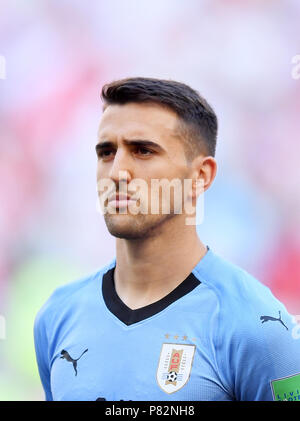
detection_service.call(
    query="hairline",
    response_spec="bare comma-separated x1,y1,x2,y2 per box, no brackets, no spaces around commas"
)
101,100,209,162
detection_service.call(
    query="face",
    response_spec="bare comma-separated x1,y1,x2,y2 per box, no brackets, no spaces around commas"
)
96,102,194,240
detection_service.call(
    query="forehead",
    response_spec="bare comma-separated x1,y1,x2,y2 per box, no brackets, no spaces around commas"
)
97,102,181,142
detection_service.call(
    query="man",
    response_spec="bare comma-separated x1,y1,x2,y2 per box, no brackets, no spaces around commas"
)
34,77,300,401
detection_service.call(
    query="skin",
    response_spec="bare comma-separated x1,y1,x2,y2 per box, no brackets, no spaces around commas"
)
96,102,217,309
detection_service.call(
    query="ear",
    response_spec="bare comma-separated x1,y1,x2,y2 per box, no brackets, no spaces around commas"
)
189,155,217,200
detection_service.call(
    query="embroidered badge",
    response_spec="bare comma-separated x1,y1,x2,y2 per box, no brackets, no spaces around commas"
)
156,343,195,394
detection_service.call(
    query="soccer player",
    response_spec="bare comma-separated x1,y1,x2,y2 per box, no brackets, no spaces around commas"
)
34,77,300,401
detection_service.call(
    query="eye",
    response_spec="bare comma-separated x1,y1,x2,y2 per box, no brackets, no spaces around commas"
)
97,149,115,159
135,146,153,156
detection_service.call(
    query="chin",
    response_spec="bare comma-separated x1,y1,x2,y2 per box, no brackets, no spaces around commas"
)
107,229,145,240
104,214,145,239
105,223,147,240
104,213,172,240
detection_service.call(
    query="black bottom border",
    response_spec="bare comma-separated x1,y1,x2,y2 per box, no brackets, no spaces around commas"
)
0,401,297,416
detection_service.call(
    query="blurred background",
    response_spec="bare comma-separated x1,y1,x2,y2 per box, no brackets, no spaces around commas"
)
0,0,300,400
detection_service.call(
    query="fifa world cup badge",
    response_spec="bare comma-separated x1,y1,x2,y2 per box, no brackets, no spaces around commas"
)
156,343,196,394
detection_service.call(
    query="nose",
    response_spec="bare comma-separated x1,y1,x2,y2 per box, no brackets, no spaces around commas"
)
109,148,133,187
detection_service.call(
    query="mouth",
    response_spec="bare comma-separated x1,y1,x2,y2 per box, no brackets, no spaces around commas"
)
107,194,136,209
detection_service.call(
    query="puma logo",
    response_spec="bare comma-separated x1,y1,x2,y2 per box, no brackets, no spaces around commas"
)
260,311,288,330
60,348,88,376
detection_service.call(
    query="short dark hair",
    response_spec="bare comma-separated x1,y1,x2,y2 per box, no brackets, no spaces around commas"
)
100,77,218,159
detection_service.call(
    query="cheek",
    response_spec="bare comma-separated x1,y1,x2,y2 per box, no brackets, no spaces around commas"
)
96,163,108,180
141,158,185,179
96,162,101,176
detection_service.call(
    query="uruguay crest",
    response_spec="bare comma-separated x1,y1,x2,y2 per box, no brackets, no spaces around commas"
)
156,343,196,394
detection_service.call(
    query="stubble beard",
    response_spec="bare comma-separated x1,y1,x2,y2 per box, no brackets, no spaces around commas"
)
103,211,176,240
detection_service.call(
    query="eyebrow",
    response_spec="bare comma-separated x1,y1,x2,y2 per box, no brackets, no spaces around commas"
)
95,139,165,153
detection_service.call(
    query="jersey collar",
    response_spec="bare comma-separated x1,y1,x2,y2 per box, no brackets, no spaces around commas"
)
101,250,210,326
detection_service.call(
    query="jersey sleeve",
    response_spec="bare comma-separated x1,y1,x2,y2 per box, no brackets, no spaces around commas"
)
33,306,53,401
216,284,300,401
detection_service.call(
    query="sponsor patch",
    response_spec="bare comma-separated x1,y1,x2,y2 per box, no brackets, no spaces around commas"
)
156,343,195,394
271,373,300,401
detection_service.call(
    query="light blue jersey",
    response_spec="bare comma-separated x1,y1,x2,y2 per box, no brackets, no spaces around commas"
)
34,247,300,401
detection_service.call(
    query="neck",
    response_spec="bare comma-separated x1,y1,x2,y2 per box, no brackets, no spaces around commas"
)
114,217,207,309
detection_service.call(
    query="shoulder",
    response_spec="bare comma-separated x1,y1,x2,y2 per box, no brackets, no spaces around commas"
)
34,258,116,333
193,248,283,317
193,249,299,400
192,247,296,346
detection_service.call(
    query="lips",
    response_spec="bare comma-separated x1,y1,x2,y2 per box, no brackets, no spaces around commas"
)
108,193,132,202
